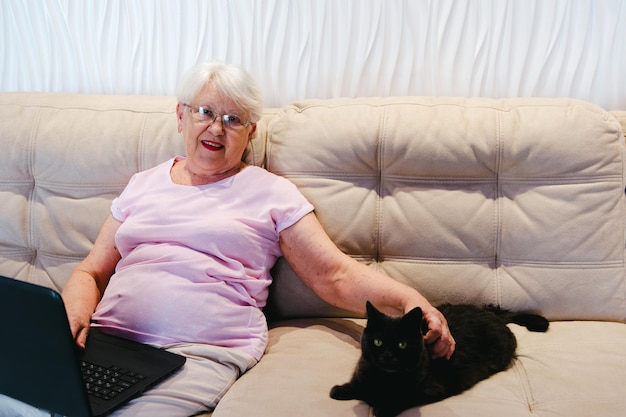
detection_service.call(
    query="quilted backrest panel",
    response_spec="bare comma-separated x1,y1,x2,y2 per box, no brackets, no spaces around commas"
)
0,92,273,290
265,97,626,322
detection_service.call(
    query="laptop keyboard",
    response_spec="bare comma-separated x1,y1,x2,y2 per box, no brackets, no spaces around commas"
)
81,360,146,400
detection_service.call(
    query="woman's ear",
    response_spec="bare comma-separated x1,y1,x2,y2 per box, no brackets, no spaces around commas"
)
176,102,185,133
248,123,257,140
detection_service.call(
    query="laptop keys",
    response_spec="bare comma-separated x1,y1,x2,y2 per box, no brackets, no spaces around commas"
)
81,361,146,400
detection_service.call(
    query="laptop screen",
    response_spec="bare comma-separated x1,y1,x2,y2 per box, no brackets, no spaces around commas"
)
0,275,92,416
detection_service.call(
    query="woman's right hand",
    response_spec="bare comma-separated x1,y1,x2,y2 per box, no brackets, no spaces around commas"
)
64,299,94,349
61,214,122,348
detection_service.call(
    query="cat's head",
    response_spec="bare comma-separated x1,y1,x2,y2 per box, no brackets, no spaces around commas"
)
362,301,428,373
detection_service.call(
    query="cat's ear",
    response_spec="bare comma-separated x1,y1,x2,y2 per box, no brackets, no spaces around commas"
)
366,301,384,320
401,306,423,328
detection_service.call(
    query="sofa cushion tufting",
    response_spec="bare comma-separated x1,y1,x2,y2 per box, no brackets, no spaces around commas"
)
2,93,626,417
0,92,273,290
265,97,626,322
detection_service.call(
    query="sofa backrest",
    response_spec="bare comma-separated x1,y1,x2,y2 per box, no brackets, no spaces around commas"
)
264,97,626,322
1,93,625,323
0,93,274,290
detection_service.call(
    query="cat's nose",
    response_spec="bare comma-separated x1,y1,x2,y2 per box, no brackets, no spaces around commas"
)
379,352,398,367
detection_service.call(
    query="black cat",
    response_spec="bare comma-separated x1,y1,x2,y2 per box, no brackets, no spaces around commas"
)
330,301,549,417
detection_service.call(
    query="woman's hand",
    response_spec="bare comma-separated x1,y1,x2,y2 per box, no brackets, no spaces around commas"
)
62,271,104,349
64,298,94,349
422,306,456,359
61,214,122,348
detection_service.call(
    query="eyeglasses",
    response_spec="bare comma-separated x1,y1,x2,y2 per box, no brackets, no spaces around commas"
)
183,104,251,131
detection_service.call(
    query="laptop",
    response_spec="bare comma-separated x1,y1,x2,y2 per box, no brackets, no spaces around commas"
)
0,275,186,417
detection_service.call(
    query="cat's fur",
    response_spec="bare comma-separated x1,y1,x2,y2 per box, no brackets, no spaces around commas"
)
330,301,549,417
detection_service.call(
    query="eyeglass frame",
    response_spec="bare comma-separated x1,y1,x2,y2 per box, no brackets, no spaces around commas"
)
182,103,252,130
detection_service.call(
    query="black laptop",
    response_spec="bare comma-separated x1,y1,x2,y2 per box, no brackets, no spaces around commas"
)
0,275,186,417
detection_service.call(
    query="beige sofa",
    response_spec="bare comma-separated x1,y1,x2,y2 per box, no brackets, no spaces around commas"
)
1,92,626,417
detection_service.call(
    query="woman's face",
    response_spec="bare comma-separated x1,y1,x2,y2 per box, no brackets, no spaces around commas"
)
176,82,256,179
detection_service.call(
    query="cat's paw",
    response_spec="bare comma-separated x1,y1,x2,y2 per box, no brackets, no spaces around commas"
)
372,407,387,417
373,407,400,417
330,383,356,400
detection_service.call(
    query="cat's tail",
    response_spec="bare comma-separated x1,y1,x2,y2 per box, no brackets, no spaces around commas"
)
485,305,550,332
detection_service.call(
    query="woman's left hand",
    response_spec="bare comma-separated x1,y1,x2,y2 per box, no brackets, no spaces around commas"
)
422,306,456,359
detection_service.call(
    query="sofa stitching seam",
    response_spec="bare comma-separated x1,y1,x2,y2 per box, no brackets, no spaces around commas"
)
27,106,42,281
494,109,503,306
375,106,386,265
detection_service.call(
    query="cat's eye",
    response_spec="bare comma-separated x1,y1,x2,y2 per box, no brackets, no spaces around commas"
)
373,338,383,347
398,341,408,349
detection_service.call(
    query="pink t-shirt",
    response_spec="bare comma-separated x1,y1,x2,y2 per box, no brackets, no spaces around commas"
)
91,157,314,359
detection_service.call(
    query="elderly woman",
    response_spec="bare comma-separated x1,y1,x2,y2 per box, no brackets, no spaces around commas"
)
4,62,454,417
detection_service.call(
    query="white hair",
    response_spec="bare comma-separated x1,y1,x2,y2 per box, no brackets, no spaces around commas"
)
176,62,264,123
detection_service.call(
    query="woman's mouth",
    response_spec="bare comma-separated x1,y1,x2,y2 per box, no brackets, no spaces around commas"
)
201,140,224,151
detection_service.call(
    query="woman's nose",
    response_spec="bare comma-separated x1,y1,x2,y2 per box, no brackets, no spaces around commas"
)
206,117,225,135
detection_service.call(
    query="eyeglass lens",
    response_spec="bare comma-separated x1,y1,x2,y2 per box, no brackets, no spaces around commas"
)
188,105,246,129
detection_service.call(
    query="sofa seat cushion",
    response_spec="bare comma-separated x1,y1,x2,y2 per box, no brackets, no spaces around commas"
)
213,319,626,417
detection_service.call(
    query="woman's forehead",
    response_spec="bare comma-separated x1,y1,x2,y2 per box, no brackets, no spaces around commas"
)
194,83,239,112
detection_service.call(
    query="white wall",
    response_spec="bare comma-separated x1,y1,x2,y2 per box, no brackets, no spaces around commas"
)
2,0,625,109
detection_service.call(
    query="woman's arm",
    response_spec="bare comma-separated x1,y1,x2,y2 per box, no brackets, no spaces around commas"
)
61,214,122,348
280,212,455,359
